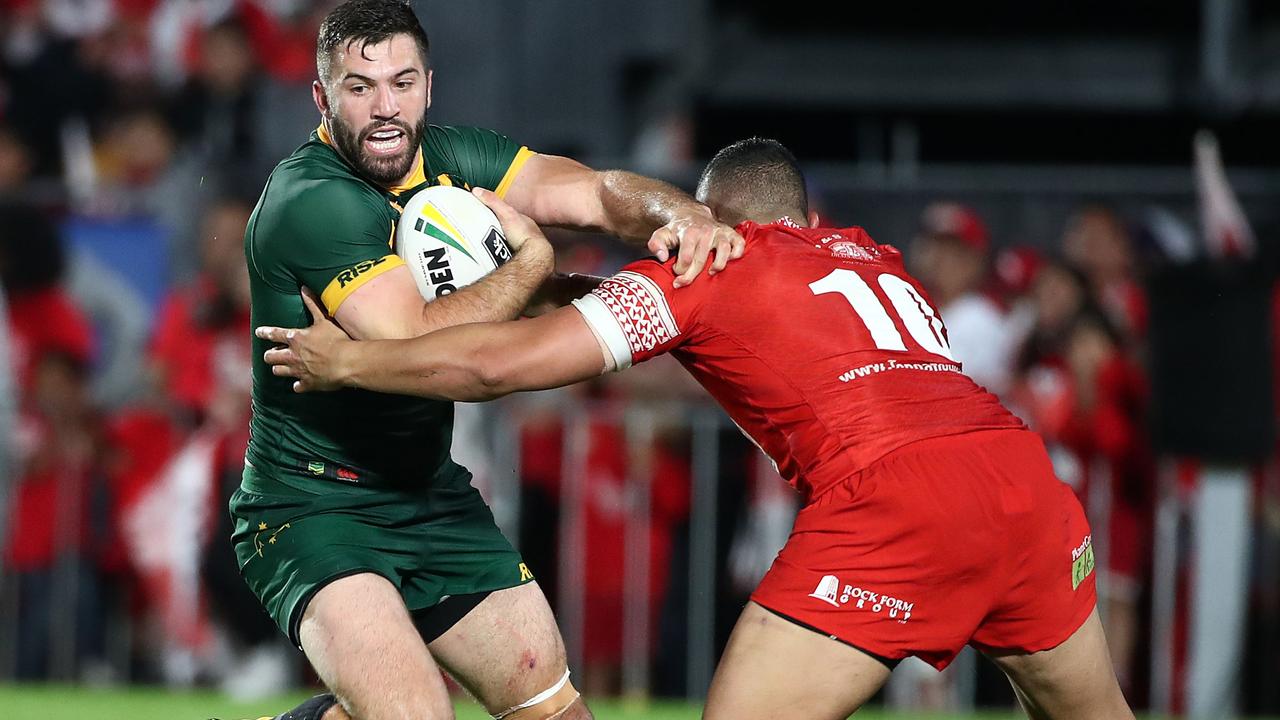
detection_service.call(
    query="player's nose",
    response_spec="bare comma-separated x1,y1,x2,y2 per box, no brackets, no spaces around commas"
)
371,84,399,119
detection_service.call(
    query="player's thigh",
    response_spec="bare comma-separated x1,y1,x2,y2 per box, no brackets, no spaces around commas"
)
984,608,1134,720
299,573,454,720
704,602,892,720
427,581,584,717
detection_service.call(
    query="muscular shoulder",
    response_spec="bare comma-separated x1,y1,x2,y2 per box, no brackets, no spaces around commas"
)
422,124,529,191
261,142,383,219
249,144,389,274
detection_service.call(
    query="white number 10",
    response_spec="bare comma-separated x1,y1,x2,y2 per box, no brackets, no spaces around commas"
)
809,269,954,361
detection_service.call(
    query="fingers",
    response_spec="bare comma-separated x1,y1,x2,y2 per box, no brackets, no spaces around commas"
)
255,326,296,344
705,227,746,271
472,186,509,214
673,234,711,288
663,218,746,288
473,186,522,230
709,231,734,274
647,227,678,263
473,187,543,252
264,347,300,372
728,228,746,259
300,288,327,321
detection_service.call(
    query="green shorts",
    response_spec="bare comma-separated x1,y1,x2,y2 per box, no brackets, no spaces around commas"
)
229,461,532,646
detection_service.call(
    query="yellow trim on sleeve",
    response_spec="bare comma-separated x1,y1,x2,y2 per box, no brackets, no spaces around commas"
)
435,174,453,187
495,147,535,199
319,254,406,314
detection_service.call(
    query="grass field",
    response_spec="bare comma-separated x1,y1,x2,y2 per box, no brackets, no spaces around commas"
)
0,684,1030,720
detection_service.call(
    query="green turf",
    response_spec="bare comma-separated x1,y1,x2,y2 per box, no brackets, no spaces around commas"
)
0,684,1029,720
0,685,701,719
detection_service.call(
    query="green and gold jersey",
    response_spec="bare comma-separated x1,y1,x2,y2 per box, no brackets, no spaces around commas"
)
244,124,534,488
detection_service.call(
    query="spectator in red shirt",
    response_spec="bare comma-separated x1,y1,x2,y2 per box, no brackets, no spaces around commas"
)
0,201,104,679
1062,205,1149,342
147,196,253,425
1013,300,1152,696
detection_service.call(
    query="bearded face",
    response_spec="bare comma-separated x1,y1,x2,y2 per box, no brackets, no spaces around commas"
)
328,111,427,186
317,33,431,187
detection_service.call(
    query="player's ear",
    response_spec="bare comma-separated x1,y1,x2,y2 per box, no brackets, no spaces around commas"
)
313,80,330,116
425,69,433,110
807,209,821,228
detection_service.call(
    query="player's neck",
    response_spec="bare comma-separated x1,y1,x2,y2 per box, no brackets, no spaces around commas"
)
391,151,424,189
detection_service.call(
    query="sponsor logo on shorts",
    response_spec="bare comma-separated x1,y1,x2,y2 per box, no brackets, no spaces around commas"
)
809,574,842,607
808,574,915,623
518,562,534,582
1072,534,1096,590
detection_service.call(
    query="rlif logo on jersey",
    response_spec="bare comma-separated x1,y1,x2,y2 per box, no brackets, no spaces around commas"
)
809,574,915,624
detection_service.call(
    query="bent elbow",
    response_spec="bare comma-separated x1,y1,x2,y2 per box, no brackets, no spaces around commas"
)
468,353,515,401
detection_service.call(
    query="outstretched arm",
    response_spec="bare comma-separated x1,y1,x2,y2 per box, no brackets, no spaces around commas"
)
504,154,744,287
257,291,611,402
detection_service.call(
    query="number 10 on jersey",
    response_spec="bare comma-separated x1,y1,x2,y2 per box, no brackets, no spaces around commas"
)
809,269,955,361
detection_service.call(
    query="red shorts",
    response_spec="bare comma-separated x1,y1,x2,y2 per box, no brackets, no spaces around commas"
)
751,429,1097,670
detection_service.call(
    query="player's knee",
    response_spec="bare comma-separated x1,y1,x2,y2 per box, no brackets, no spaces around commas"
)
495,673,582,720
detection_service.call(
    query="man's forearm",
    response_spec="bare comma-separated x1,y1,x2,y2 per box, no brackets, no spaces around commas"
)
598,170,712,244
340,328,505,402
524,272,605,316
337,307,607,401
413,243,553,333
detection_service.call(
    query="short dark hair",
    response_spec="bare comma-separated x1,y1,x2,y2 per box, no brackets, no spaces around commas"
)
696,137,808,226
316,0,430,85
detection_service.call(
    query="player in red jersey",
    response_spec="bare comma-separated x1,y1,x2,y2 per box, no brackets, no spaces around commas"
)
258,139,1134,720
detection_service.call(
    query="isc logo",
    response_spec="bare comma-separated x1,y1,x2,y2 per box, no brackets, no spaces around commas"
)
421,247,456,297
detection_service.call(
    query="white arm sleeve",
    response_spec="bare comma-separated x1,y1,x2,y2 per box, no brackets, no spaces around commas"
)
571,293,633,370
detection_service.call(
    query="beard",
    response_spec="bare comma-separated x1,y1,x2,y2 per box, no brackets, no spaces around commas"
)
328,112,427,186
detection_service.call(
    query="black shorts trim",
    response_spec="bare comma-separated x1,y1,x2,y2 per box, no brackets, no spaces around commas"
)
412,590,493,643
759,605,901,670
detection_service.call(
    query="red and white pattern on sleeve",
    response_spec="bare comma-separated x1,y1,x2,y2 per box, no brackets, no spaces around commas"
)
572,270,681,369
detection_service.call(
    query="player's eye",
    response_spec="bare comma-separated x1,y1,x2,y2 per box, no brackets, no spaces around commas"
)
349,84,369,95
395,80,413,90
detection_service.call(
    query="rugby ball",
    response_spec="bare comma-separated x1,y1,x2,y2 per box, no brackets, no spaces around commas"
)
396,185,513,300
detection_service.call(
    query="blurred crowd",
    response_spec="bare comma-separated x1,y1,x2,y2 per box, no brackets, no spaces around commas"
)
0,0,334,693
1,0,1278,714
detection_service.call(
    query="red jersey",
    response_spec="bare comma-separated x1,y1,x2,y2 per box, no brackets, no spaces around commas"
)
573,219,1024,500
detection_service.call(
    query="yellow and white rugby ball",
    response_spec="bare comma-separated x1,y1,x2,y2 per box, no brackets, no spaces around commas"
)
396,185,513,300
